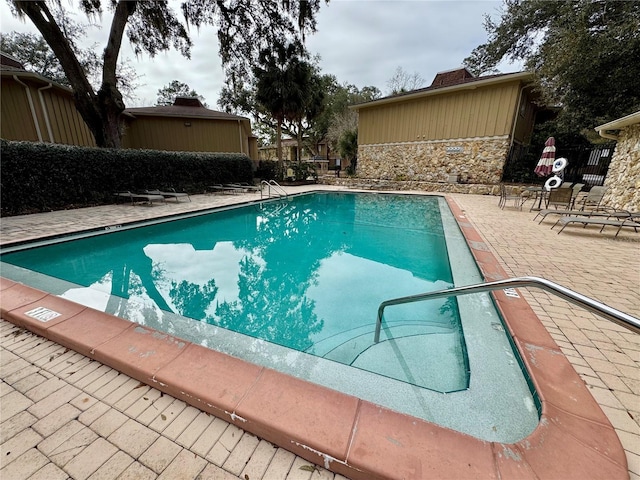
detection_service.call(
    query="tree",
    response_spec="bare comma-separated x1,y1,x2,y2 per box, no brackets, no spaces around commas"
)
324,81,380,165
464,0,640,135
1,29,141,103
1,32,67,84
156,80,206,106
386,66,425,95
337,129,358,173
220,70,381,163
253,41,320,170
288,60,325,161
7,0,322,148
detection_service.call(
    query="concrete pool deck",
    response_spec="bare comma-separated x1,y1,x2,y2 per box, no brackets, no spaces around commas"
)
1,186,638,479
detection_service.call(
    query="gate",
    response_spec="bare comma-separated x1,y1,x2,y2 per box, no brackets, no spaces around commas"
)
503,142,616,187
560,143,615,187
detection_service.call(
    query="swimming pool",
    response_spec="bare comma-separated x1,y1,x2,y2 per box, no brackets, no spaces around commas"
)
1,192,539,442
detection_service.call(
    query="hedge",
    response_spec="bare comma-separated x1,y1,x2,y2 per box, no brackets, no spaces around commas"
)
0,140,253,216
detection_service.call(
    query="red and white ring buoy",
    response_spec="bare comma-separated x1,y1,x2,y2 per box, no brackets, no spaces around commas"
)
552,157,568,173
544,175,562,191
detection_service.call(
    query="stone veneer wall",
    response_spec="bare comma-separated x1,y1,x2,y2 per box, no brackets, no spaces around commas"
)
602,123,640,211
356,136,511,185
321,176,502,195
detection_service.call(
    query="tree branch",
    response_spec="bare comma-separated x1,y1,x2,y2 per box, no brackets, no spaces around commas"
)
102,0,137,89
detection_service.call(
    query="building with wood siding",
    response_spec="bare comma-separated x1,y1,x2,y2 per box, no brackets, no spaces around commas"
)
351,68,540,185
2,53,257,159
122,98,258,160
0,52,96,146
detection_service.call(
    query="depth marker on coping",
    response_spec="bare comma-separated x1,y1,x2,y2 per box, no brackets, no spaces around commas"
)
25,307,62,322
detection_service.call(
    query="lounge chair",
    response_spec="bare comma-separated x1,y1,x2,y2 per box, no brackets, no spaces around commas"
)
569,183,585,208
209,184,242,194
224,183,261,193
573,185,607,210
145,189,190,202
544,187,573,210
114,191,166,205
555,215,640,237
535,206,636,225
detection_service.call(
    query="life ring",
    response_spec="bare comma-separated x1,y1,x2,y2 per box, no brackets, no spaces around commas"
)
552,157,568,173
544,175,562,191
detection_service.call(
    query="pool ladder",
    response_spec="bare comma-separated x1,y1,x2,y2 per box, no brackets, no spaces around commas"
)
374,276,640,343
260,180,288,200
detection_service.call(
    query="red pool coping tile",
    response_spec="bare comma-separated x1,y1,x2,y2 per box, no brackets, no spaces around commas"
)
0,195,628,479
47,309,132,357
235,368,360,465
155,342,263,418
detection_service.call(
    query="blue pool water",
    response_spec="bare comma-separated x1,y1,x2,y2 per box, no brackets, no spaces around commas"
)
1,192,539,441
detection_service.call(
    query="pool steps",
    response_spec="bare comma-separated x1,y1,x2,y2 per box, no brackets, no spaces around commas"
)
0,271,629,479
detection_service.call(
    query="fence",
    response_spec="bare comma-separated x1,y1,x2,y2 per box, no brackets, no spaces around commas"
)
503,142,616,188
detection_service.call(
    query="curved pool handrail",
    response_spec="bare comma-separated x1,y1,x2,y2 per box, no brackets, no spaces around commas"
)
260,180,288,200
374,276,640,343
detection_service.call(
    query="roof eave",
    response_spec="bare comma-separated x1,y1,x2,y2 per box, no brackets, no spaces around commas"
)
124,111,250,122
595,111,640,140
1,69,73,93
350,71,534,110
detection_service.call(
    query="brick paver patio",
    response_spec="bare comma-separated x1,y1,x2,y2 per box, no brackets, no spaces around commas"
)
1,186,638,479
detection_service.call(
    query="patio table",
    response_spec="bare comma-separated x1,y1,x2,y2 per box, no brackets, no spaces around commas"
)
525,186,547,211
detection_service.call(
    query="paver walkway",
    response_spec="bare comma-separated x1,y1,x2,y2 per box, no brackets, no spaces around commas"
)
1,186,639,479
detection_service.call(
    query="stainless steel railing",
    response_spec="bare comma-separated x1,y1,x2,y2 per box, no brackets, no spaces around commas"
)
260,180,288,200
374,276,640,343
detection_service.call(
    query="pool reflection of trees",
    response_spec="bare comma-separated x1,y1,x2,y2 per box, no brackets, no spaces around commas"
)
155,194,454,353
4,194,456,355
164,197,343,350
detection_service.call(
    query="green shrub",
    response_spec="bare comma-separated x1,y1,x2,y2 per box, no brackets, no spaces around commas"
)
255,160,278,180
287,161,318,182
0,140,253,216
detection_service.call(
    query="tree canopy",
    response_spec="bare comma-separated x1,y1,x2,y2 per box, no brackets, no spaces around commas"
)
464,0,640,136
219,65,380,168
1,29,141,103
386,66,425,95
1,31,68,85
251,41,321,168
156,80,206,106
7,0,322,148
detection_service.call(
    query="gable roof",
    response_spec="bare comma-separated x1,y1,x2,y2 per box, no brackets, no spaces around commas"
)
0,51,24,70
430,67,475,88
124,97,249,121
352,69,534,110
0,51,73,93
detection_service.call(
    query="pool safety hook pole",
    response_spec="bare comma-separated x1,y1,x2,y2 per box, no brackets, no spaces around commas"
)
374,276,640,343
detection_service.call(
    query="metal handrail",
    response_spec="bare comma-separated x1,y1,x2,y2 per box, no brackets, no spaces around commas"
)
374,276,640,343
260,180,288,200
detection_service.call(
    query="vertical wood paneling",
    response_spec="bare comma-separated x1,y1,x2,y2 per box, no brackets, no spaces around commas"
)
3,77,91,146
358,82,523,144
122,117,244,153
0,80,39,141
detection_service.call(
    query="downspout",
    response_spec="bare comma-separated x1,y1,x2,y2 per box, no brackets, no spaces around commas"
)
237,119,244,154
13,75,42,141
504,84,526,178
509,84,525,150
37,83,55,142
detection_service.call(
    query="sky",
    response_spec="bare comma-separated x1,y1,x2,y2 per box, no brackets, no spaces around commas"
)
0,0,522,108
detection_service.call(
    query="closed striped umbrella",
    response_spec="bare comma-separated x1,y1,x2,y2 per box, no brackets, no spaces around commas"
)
534,137,556,177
